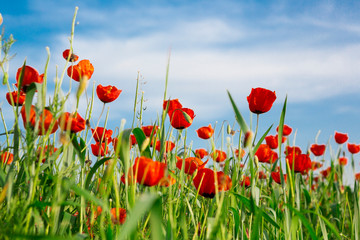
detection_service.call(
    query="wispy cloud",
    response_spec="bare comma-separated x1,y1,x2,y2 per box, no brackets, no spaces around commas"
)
3,0,360,125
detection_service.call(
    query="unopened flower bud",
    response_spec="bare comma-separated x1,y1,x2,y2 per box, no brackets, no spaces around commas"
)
182,111,193,124
141,137,150,152
2,72,8,85
254,155,259,168
76,75,89,99
227,125,232,134
243,130,254,148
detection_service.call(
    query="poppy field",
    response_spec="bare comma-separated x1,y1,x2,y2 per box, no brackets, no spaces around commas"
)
1,9,360,240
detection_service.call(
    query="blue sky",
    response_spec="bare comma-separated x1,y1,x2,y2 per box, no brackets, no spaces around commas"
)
1,0,360,181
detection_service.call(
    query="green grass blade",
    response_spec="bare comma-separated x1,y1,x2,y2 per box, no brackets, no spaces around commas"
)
287,205,318,240
227,90,249,133
118,193,160,240
84,157,112,190
132,127,151,158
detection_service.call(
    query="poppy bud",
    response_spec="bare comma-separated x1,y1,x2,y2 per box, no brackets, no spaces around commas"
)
227,125,232,135
254,155,259,168
244,130,253,148
76,75,89,99
2,72,8,85
140,138,150,152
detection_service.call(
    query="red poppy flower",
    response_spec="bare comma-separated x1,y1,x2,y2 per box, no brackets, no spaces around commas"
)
6,91,26,106
265,135,278,149
320,167,332,178
158,171,176,187
16,65,43,89
21,105,58,135
310,144,326,156
168,108,195,129
0,14,2,26
59,112,86,133
62,49,79,62
155,141,175,153
91,142,109,157
211,150,227,162
286,152,312,174
67,59,94,82
338,157,348,166
130,134,137,146
347,143,360,154
334,131,348,144
176,157,207,175
255,144,278,164
235,148,245,158
141,125,159,137
96,84,122,103
195,148,208,159
311,161,323,170
258,171,267,180
130,157,167,186
240,176,251,188
196,124,214,139
1,151,13,165
355,173,360,182
91,127,113,143
36,145,58,163
110,208,126,225
163,99,182,113
284,146,302,156
276,124,292,136
193,168,232,198
271,171,287,184
247,87,276,114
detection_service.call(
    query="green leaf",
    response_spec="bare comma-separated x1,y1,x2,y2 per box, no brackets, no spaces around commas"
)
253,124,273,153
307,210,341,240
287,205,318,240
277,96,287,157
250,209,261,240
71,135,85,165
229,207,240,239
227,90,249,133
118,193,161,240
84,157,112,190
132,127,151,158
231,192,280,229
117,128,132,167
63,179,106,209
